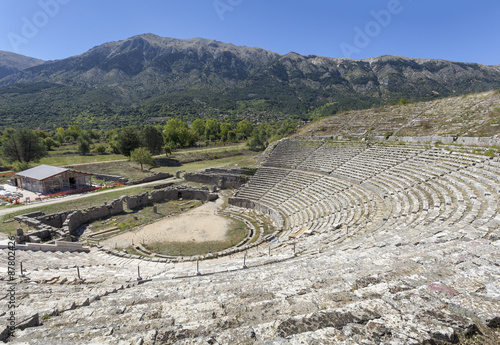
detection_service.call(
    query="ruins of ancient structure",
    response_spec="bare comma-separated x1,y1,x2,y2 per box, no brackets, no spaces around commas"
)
184,168,252,190
1,139,499,344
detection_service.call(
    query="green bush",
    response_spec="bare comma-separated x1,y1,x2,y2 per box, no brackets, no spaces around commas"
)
485,149,496,157
12,161,29,172
93,143,107,155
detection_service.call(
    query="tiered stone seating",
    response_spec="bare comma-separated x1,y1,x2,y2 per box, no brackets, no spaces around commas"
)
234,167,289,200
331,146,422,182
263,139,323,169
4,139,500,344
9,225,500,344
297,141,365,173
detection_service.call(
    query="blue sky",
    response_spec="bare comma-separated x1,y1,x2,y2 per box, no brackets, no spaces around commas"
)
0,0,499,65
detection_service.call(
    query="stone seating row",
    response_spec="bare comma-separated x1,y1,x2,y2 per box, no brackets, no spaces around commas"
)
234,167,290,200
6,141,500,344
11,217,500,344
297,145,365,173
236,142,499,249
262,140,323,169
330,146,422,182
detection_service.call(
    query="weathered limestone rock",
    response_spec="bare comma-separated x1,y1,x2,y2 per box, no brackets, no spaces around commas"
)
4,140,500,344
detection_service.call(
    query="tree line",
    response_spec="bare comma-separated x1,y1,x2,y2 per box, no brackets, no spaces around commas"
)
0,118,299,171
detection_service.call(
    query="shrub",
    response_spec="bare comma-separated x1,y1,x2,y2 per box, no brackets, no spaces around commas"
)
93,143,107,155
484,149,496,157
12,161,29,172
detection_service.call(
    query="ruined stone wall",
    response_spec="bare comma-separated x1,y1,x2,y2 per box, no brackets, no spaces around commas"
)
375,135,500,146
62,198,125,235
17,187,217,239
184,169,249,189
35,211,72,228
126,192,153,210
218,175,248,189
183,172,219,185
178,188,218,201
125,172,173,186
204,168,244,175
92,173,128,183
14,214,58,235
153,187,218,202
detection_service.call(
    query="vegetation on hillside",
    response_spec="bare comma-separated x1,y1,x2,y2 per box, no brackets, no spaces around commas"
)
2,35,500,130
0,118,299,172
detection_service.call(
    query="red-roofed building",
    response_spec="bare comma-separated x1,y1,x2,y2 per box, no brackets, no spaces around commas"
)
14,165,92,195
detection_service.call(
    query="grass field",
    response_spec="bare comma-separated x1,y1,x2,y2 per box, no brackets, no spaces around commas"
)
41,153,125,166
68,161,154,181
153,154,257,175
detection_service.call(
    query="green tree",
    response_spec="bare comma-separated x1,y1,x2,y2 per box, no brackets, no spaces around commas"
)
33,130,48,139
220,122,232,142
66,125,82,142
236,120,253,139
131,147,154,170
164,119,197,147
141,125,164,155
43,137,58,151
117,127,140,157
163,144,172,156
1,129,47,163
164,119,187,147
77,133,92,155
191,119,206,137
227,130,236,142
247,123,271,151
205,119,220,141
54,127,66,143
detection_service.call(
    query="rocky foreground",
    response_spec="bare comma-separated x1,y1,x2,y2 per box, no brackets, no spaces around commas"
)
1,140,500,344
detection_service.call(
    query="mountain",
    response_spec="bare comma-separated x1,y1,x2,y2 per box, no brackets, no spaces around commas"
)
0,33,499,129
0,51,44,79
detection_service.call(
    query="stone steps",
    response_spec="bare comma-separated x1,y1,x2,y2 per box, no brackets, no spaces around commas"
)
6,140,500,344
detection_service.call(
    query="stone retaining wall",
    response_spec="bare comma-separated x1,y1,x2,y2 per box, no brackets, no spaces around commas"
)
125,172,173,186
91,173,128,183
376,135,500,146
125,192,153,210
301,134,500,147
184,169,249,189
35,211,73,228
16,187,218,241
0,240,90,253
61,198,125,236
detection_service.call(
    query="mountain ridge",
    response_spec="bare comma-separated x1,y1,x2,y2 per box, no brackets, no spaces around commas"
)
0,50,44,79
1,33,499,129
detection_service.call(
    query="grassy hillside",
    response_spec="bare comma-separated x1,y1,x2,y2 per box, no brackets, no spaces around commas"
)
295,90,500,138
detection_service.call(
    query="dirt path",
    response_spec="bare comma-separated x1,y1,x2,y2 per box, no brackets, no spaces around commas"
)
101,198,231,248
